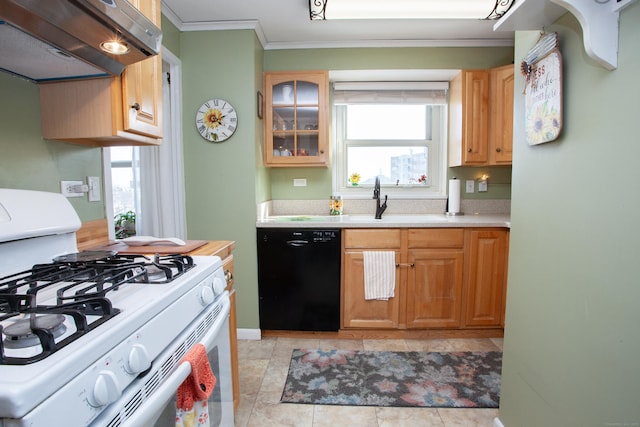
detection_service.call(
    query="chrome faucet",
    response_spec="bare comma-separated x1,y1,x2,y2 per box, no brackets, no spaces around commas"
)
373,176,388,219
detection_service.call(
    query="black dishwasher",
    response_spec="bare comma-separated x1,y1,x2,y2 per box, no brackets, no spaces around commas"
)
257,228,341,331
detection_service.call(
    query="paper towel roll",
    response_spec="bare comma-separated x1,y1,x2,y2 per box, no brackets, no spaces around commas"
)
448,179,461,214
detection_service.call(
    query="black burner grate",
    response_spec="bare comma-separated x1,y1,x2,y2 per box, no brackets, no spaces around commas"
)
0,252,195,365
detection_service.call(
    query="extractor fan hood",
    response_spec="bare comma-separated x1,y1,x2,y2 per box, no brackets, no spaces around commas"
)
0,0,162,83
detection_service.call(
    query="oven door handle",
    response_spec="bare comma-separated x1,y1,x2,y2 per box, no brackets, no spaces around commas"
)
119,293,230,427
122,361,193,427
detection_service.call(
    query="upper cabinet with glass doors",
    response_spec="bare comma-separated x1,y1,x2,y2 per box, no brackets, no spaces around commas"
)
264,71,329,167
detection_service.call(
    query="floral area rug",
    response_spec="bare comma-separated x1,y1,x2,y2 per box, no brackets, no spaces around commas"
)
280,349,502,408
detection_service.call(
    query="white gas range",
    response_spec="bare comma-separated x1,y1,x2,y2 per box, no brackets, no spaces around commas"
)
0,189,233,426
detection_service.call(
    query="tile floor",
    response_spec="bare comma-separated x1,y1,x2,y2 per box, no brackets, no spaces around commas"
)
234,337,503,427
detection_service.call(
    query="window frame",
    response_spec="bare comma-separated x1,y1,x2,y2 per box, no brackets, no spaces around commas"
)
332,96,448,200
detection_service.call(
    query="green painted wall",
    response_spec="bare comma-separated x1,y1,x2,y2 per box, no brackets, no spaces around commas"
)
264,46,514,200
264,46,514,71
180,29,262,330
499,6,640,427
0,73,104,221
160,15,181,56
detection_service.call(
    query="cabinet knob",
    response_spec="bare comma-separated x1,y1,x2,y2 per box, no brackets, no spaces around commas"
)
319,150,324,154
496,147,502,152
131,102,140,111
225,269,233,283
467,148,472,153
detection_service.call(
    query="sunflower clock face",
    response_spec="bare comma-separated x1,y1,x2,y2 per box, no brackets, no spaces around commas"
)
195,98,238,142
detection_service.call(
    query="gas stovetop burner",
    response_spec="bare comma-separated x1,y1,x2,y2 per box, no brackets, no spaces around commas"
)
3,314,67,349
52,251,117,263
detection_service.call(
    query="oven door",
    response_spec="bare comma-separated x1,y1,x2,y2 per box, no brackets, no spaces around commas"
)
153,315,233,427
93,294,233,427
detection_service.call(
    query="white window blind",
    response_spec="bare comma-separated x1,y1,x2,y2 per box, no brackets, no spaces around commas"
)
333,81,448,105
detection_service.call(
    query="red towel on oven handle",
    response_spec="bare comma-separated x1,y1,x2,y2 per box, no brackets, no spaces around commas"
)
176,343,217,411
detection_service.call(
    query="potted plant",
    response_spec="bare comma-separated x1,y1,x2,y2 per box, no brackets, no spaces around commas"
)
114,211,136,239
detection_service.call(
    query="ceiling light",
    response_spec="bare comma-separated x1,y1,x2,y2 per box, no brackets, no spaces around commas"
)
100,40,130,55
309,0,514,21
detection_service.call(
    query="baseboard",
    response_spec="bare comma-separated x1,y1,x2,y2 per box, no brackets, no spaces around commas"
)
494,417,505,427
237,328,261,340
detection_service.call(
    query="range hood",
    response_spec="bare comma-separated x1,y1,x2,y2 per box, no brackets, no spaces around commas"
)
0,0,162,83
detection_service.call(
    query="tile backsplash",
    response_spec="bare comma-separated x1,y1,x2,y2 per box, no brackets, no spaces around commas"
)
258,199,510,218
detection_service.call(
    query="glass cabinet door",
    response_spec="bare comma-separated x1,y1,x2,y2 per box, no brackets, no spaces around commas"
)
264,72,328,167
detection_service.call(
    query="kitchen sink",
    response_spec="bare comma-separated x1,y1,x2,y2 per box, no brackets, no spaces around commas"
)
268,215,348,222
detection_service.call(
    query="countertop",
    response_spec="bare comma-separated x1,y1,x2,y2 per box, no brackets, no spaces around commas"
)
256,213,510,229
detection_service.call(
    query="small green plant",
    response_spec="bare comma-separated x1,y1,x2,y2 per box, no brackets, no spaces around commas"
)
114,210,136,239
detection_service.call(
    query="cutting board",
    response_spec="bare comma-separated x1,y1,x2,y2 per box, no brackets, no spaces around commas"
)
90,240,208,255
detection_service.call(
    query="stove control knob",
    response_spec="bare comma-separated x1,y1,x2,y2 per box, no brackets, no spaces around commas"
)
88,371,121,407
212,276,226,295
200,285,214,305
125,344,151,374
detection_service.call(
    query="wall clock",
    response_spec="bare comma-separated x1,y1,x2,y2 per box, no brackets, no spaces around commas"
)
195,98,238,142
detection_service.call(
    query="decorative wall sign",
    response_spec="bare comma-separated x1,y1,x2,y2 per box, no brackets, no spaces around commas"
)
521,33,563,145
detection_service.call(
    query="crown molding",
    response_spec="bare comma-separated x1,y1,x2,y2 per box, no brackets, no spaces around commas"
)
262,38,513,50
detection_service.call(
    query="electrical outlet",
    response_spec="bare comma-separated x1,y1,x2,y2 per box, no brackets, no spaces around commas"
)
61,180,84,198
478,180,488,192
293,178,307,187
465,180,475,193
87,176,101,201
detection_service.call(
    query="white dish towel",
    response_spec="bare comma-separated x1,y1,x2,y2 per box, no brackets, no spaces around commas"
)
363,251,396,300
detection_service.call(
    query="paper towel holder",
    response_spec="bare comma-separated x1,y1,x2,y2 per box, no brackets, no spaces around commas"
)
445,177,464,216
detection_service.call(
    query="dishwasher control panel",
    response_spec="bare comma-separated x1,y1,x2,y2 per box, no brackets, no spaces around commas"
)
311,230,339,242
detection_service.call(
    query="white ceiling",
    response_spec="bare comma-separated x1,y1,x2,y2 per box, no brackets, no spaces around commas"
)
160,0,515,50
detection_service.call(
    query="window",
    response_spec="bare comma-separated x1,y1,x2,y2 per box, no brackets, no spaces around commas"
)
333,81,448,198
109,146,140,217
109,146,140,238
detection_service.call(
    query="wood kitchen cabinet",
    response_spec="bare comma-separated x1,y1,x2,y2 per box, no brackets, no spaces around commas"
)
342,228,508,333
342,229,401,329
463,229,508,327
489,65,514,165
39,0,162,146
263,71,329,167
449,65,514,166
449,70,490,166
405,229,465,328
342,228,464,330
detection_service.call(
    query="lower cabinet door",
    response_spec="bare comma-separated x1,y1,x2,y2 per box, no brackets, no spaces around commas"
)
463,230,507,327
405,249,464,328
341,251,400,329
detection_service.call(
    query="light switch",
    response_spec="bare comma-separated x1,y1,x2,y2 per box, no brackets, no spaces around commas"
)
478,180,488,192
87,176,101,201
465,180,475,193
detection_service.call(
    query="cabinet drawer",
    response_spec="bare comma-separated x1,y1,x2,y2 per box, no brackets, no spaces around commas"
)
407,228,464,249
344,229,401,249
